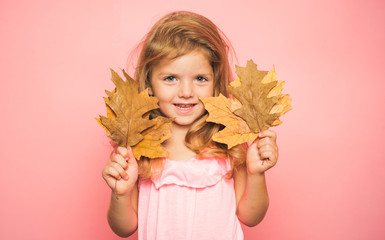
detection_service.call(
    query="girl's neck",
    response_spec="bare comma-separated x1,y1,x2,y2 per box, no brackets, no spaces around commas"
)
162,123,196,161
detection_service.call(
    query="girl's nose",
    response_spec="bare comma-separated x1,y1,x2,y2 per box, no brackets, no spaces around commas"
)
178,80,194,98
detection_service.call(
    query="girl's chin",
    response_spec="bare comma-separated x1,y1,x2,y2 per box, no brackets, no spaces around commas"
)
171,118,195,127
170,114,202,126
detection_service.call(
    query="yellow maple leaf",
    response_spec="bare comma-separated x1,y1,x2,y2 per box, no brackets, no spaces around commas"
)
96,91,116,134
201,60,292,148
97,69,171,159
132,116,172,159
200,94,258,149
229,61,278,132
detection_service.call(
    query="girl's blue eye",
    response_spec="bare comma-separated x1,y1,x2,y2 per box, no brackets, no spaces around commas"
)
196,76,207,82
164,76,176,81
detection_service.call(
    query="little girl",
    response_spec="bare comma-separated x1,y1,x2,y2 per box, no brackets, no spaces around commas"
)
102,11,278,240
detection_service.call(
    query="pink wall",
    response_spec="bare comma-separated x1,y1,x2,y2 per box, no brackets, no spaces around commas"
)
1,0,384,239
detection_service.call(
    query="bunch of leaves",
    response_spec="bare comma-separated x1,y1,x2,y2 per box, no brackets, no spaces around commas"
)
200,60,292,149
96,69,172,159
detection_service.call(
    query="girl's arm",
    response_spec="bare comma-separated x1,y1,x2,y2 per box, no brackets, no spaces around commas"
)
107,184,138,237
102,147,139,237
234,130,278,227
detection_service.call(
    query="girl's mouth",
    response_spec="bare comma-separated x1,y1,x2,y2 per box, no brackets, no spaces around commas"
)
174,103,196,109
174,103,196,113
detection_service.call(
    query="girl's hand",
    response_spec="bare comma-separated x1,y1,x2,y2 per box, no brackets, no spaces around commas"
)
102,146,139,197
246,130,278,175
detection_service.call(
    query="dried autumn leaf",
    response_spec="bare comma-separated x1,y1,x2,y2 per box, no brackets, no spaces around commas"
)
97,69,171,159
200,94,258,149
201,60,292,148
132,116,172,159
270,94,292,126
229,60,280,132
96,91,116,135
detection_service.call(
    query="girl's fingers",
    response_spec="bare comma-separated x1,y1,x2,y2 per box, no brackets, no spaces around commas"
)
117,146,128,159
103,157,129,179
257,137,269,147
105,166,120,180
256,133,278,161
112,163,129,180
258,130,277,141
258,144,275,153
111,154,128,169
260,151,274,160
257,139,278,152
257,131,278,151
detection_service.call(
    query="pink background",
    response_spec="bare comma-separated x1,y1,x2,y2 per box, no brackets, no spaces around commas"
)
1,0,384,239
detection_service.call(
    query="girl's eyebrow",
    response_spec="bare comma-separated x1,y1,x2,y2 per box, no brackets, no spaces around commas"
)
157,72,176,75
196,72,213,76
156,72,179,78
157,72,213,77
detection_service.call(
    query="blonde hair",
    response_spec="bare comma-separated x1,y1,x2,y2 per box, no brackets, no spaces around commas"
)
134,11,245,179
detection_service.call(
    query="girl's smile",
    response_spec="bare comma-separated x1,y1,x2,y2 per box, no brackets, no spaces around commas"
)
150,50,214,126
173,103,196,114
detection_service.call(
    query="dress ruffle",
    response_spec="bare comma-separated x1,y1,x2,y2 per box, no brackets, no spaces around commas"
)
152,157,230,189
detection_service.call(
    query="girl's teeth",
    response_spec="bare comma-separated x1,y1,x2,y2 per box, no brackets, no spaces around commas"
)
175,104,194,109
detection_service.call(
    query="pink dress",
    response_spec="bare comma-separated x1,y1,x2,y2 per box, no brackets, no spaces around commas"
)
138,157,243,240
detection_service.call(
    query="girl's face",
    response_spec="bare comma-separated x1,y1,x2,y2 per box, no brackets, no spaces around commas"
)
151,50,214,127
